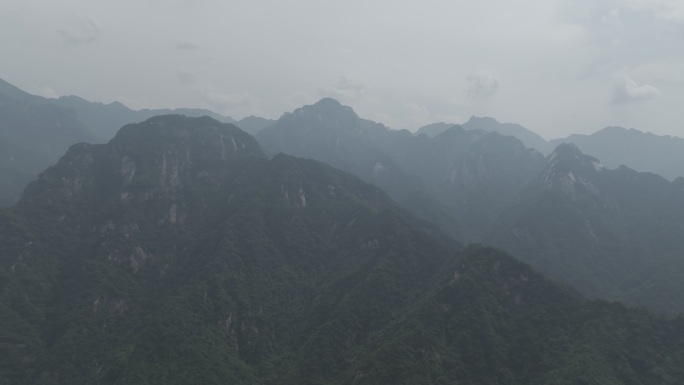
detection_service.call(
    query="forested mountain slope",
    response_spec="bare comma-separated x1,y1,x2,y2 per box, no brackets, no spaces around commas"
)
2,116,684,384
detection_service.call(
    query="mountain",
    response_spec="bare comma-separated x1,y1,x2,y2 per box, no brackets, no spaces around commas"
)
256,99,684,315
0,78,237,207
462,116,553,153
550,126,684,180
257,99,547,242
257,98,465,240
455,114,684,180
415,122,456,137
3,115,684,384
487,143,684,315
400,126,546,241
236,115,276,135
53,94,237,142
0,114,452,383
0,82,98,207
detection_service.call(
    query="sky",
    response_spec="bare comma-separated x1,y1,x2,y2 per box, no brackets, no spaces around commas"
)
1,0,683,139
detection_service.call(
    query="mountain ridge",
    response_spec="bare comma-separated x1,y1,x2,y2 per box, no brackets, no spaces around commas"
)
3,114,684,383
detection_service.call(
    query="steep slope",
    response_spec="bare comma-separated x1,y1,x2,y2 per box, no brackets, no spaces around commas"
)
487,143,684,315
2,116,684,384
0,78,239,207
551,126,684,180
257,99,546,242
0,85,98,207
257,98,464,240
401,126,546,240
344,245,684,384
0,114,455,383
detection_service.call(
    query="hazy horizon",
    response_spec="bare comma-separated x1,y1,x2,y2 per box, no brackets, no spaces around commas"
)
2,0,683,139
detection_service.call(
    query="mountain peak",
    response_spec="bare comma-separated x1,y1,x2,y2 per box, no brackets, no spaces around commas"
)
597,125,628,134
543,143,603,199
304,97,358,118
466,116,499,125
313,97,343,107
22,115,263,206
547,143,603,173
275,98,362,134
462,115,551,153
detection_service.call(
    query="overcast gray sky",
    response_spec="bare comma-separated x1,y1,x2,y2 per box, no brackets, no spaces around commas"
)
1,0,683,138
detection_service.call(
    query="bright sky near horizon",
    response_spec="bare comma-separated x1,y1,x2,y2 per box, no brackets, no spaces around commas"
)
1,0,683,139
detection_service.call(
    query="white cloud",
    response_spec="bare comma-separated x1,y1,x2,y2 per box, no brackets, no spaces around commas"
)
466,70,500,102
612,74,661,103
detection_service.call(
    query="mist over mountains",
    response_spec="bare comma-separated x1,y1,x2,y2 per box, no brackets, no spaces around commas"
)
0,79,269,207
257,98,684,316
423,116,684,181
3,79,684,383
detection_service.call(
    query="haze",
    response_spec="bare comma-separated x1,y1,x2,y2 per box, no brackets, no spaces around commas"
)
2,0,683,139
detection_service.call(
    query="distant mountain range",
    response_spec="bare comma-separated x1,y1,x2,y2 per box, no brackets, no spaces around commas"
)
258,99,684,315
3,114,684,384
4,78,684,316
420,116,684,180
487,143,684,314
0,80,99,207
0,79,271,207
257,99,546,242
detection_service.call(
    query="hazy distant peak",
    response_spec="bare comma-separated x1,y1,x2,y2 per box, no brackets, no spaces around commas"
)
465,116,528,134
597,125,628,134
57,95,131,112
314,97,343,107
304,97,358,117
462,115,551,154
0,78,30,98
415,122,458,137
280,98,362,132
466,116,499,125
547,143,603,173
433,124,467,138
57,94,88,102
592,125,658,138
236,115,275,135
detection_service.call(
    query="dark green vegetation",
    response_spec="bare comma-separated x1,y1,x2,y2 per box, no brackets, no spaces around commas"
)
3,115,684,384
